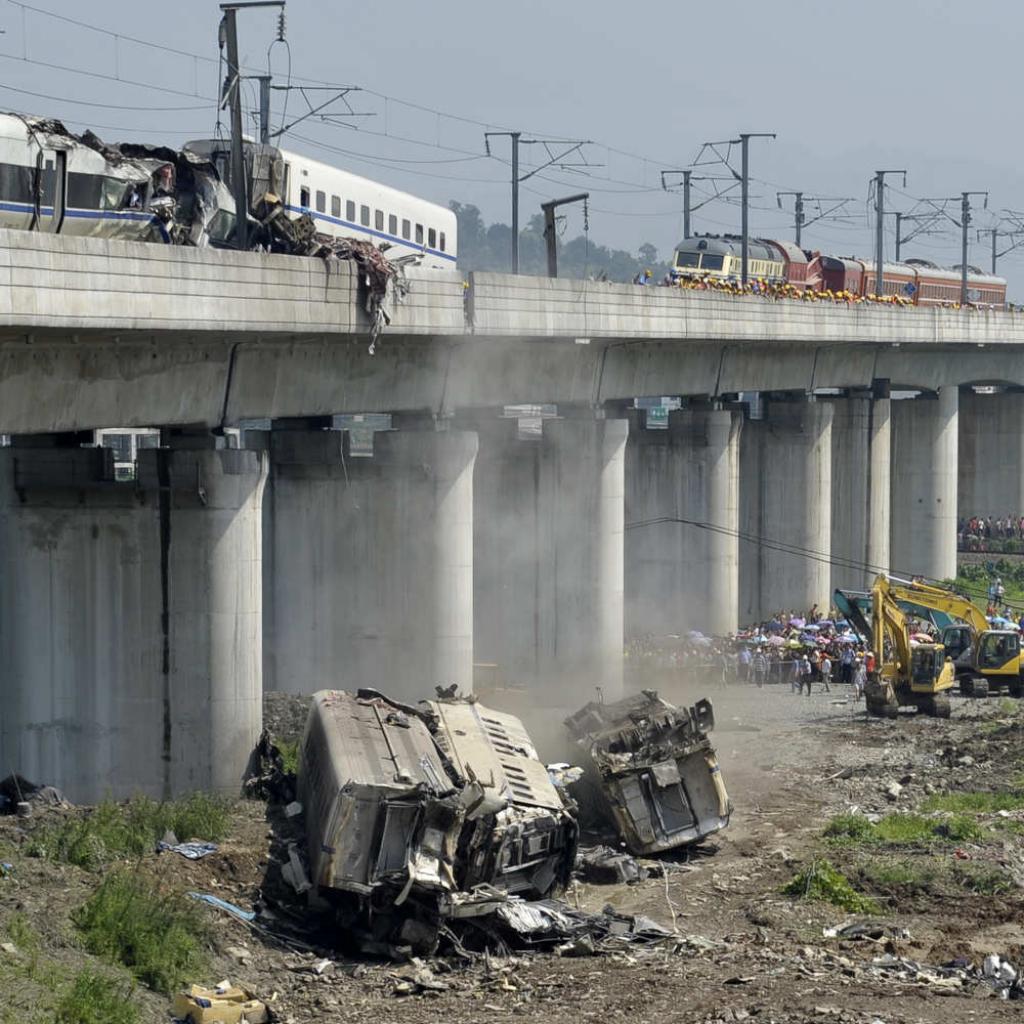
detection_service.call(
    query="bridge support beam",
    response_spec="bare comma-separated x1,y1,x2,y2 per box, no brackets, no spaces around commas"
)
473,413,626,706
624,407,741,640
739,398,833,621
267,426,476,700
891,386,958,580
958,388,1024,522
831,388,891,591
0,440,266,804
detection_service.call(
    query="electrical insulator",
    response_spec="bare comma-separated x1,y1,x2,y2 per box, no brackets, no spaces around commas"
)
277,10,286,41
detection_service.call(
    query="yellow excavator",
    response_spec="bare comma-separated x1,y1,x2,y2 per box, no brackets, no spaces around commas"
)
835,575,955,718
886,579,1022,699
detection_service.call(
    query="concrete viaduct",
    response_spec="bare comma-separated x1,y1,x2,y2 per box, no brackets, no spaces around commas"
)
1,229,1023,802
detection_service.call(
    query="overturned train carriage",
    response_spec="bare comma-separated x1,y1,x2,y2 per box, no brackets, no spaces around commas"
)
565,692,730,856
297,690,577,943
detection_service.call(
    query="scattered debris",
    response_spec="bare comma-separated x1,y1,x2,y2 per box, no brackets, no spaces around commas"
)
187,893,257,924
564,691,731,855
172,981,269,1024
0,774,68,814
575,845,659,884
157,838,219,860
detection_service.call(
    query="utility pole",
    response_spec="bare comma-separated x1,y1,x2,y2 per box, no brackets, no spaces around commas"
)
256,75,272,144
958,191,988,305
661,169,736,239
735,133,775,287
485,133,590,274
219,1,285,250
777,191,804,245
872,170,906,296
540,193,588,277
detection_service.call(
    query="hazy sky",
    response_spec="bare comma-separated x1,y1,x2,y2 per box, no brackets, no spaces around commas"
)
3,0,1023,290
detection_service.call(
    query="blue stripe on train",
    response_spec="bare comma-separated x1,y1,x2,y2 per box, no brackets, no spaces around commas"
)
284,204,458,263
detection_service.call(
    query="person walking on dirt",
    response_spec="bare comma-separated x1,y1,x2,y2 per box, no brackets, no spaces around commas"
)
789,656,802,693
800,654,814,696
820,653,832,693
752,649,768,687
853,659,867,699
840,644,854,685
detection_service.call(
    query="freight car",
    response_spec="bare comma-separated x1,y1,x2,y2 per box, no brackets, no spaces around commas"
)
673,233,1007,308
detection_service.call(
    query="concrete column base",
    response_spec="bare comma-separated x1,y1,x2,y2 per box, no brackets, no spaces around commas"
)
0,445,267,803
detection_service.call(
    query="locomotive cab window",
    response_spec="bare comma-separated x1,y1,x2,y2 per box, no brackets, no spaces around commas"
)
702,255,724,271
300,186,310,208
675,252,700,268
315,190,326,213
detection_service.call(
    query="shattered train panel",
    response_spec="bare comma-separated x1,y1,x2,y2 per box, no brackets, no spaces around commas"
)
564,691,730,855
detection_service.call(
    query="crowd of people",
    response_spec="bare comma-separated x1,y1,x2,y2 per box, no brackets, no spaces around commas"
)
630,269,1007,311
959,515,1024,552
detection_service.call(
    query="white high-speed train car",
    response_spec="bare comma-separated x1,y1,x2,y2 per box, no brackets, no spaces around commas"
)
0,113,457,265
0,112,166,239
185,137,458,268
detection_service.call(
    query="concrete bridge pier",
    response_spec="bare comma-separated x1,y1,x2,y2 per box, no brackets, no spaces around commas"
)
958,387,1024,522
830,382,891,592
472,411,626,707
266,423,476,701
891,386,958,580
739,397,833,622
624,406,741,639
0,434,267,803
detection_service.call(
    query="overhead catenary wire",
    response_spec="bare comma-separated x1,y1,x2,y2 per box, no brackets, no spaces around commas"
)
625,515,1024,612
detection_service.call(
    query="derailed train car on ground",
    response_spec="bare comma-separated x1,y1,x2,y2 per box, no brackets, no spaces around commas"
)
564,692,730,856
297,689,577,950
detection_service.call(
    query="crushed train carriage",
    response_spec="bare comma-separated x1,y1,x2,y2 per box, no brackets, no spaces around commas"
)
296,689,578,948
564,691,731,856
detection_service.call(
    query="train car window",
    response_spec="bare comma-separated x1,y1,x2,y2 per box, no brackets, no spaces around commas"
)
300,186,310,208
375,209,384,230
316,190,326,213
0,163,32,203
401,219,411,240
428,228,437,249
388,214,398,235
331,195,341,217
439,232,446,252
360,204,370,227
346,200,355,221
415,223,424,244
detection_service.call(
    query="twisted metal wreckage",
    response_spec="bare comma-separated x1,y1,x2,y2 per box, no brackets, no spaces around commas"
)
295,687,731,955
13,116,405,348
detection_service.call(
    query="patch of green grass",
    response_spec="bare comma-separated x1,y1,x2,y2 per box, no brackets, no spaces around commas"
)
921,790,1024,814
951,861,1014,895
72,871,207,994
824,812,983,847
27,793,232,870
277,738,299,777
782,858,880,914
857,857,941,894
54,970,138,1024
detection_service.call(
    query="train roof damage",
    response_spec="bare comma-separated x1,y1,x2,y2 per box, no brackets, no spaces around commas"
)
564,691,731,856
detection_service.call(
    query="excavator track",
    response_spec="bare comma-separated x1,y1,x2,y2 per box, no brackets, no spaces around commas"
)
917,694,951,718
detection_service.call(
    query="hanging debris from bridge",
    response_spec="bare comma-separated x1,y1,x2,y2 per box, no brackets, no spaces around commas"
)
564,691,731,856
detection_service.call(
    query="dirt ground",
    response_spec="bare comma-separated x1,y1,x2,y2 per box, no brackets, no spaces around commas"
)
4,681,1024,1023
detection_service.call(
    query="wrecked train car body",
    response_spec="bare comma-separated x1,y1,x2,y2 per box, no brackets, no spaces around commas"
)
297,689,577,942
565,691,730,856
